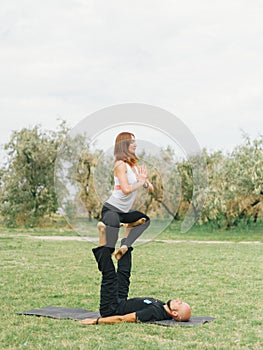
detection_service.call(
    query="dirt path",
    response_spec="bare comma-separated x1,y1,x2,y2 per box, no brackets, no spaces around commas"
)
1,234,262,245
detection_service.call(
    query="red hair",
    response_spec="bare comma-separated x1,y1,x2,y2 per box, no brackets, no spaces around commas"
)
114,132,139,166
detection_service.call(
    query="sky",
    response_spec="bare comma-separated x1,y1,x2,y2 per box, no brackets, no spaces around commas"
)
1,0,263,159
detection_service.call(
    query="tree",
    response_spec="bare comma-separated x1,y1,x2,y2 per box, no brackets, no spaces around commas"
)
0,122,68,226
144,147,181,220
198,135,263,228
197,150,227,227
224,134,263,226
76,148,104,220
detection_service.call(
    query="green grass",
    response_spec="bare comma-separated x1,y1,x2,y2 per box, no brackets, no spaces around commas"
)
0,227,262,349
160,219,263,242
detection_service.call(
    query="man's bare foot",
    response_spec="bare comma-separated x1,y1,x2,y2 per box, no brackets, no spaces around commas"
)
114,245,128,260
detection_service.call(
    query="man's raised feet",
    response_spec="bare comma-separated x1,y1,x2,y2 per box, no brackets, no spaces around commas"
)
114,245,128,260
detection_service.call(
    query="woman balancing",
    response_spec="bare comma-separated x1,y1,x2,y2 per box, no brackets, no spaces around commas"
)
98,132,154,259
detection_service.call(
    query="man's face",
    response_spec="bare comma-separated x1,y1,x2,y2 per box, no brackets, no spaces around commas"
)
168,298,183,312
167,299,191,321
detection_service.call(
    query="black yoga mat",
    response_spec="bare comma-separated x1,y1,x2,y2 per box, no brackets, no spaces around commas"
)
19,306,214,327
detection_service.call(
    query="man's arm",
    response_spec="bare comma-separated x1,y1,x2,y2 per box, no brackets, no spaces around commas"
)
79,312,137,325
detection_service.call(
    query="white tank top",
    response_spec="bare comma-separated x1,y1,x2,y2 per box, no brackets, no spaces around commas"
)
106,162,138,212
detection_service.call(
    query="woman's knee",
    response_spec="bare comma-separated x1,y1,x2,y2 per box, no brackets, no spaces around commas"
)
103,211,120,228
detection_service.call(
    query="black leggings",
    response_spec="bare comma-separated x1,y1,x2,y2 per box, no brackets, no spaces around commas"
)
101,203,150,248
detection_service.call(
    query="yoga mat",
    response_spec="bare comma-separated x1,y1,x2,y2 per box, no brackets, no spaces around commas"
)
19,306,214,327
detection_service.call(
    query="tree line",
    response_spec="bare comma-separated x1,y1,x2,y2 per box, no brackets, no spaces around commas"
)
0,122,262,229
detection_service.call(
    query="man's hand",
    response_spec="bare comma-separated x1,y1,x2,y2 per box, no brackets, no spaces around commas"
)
79,318,97,325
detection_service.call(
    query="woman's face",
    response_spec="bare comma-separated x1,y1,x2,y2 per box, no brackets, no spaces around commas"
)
128,136,137,154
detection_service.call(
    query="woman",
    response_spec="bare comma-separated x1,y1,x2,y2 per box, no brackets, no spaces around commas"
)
100,132,153,258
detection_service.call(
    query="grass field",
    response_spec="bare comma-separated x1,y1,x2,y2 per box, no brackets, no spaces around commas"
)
0,223,262,349
1,217,263,241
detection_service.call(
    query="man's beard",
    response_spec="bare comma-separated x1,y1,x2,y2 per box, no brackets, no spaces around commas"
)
167,299,173,311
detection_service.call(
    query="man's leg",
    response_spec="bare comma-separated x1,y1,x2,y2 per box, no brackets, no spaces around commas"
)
92,246,119,317
116,238,133,300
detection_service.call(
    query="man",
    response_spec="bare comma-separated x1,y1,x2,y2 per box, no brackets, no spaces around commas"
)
80,241,191,325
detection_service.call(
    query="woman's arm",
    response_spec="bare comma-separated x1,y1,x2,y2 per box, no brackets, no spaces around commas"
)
79,312,137,325
115,162,147,195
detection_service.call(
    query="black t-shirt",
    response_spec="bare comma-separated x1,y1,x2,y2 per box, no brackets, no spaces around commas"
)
116,297,172,322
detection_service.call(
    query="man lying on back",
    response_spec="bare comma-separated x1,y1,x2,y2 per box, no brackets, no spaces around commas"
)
80,241,191,325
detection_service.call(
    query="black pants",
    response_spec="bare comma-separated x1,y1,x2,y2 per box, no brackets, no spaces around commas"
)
92,245,133,317
101,203,150,248
93,246,166,319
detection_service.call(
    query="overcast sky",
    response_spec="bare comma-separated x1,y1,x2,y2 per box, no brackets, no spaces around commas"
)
1,0,263,158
